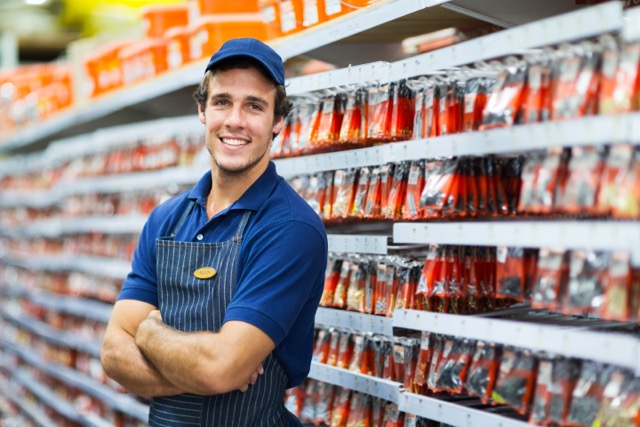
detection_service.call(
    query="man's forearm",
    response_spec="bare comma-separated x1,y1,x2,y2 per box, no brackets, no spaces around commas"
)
134,314,230,395
101,327,185,398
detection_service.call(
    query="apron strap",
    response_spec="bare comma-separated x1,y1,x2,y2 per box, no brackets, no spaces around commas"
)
232,211,252,242
170,199,196,237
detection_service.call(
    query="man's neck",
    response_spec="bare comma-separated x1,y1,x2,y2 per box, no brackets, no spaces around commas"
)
205,163,267,219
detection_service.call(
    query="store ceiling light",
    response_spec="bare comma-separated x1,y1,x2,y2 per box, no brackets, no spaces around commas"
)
25,0,49,5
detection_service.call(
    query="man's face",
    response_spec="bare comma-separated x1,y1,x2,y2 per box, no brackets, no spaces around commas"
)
199,66,283,178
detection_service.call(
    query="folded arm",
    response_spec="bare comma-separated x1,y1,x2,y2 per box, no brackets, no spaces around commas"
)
134,310,274,396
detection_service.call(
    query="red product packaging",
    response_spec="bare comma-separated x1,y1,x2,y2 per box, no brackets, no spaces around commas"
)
465,340,501,403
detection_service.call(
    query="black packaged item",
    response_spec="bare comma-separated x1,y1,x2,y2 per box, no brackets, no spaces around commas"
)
465,341,501,403
492,347,537,415
566,361,615,427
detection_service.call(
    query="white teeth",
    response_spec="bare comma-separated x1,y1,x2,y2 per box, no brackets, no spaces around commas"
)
222,138,248,146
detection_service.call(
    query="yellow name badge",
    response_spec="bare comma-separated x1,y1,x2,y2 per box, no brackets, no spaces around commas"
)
193,267,217,279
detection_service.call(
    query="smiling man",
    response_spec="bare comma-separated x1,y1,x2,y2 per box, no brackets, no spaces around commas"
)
100,38,328,427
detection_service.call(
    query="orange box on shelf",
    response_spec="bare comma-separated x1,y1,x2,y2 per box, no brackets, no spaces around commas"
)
140,3,192,39
198,0,259,14
278,0,304,35
301,0,327,29
258,0,283,40
119,38,169,86
165,26,192,70
188,13,267,61
84,40,132,98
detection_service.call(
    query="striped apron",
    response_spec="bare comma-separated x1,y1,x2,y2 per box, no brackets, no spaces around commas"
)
148,203,297,426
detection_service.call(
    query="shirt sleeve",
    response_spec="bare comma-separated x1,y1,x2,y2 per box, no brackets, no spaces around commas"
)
224,219,327,345
116,211,161,306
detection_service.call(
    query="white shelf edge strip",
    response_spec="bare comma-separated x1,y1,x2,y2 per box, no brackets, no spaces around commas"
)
272,0,450,62
328,234,389,255
393,309,640,372
398,392,532,427
315,307,394,336
391,2,623,81
393,221,640,255
275,112,638,178
623,7,640,41
307,361,402,402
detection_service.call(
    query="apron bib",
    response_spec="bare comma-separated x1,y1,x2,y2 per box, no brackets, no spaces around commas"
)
148,205,292,426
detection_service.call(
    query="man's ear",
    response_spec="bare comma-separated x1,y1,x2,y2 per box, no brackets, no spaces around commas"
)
198,103,206,124
272,115,285,135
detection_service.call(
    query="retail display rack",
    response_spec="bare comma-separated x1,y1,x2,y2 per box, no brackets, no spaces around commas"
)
2,1,640,426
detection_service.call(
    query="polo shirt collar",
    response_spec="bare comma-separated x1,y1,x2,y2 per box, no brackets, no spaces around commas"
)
187,161,280,212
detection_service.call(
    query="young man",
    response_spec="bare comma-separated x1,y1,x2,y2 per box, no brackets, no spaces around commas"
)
100,38,328,426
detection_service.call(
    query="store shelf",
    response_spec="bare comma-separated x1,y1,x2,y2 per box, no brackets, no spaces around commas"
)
315,307,394,336
623,6,640,42
275,112,638,178
307,361,402,402
29,291,112,324
393,221,640,258
398,392,530,427
0,338,149,422
393,309,640,373
391,1,622,81
0,382,58,427
3,310,101,357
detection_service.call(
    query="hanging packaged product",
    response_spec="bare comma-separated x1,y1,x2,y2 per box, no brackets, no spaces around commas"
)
330,168,357,220
599,34,640,115
413,331,433,396
313,381,335,426
364,165,382,219
316,91,347,149
432,337,475,394
601,251,633,321
351,167,371,218
566,362,616,427
531,248,569,311
491,347,537,415
383,162,409,220
530,356,581,426
593,373,640,427
312,327,330,363
346,261,369,313
322,170,335,219
563,249,610,316
332,259,353,308
390,79,416,141
370,82,394,142
347,333,369,374
320,258,342,307
479,59,527,130
496,246,527,302
612,146,640,219
520,53,553,124
346,391,371,426
556,146,607,214
403,160,426,220
338,86,368,147
597,143,634,215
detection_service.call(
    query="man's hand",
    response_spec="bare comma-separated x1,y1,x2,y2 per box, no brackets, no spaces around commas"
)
239,364,264,392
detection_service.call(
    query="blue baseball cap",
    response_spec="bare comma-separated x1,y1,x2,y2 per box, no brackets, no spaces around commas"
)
204,38,285,86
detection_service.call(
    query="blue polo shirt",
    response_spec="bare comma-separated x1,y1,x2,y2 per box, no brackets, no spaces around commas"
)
118,161,328,388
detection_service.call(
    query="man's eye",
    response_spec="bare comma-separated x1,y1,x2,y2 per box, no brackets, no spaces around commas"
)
249,104,264,111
